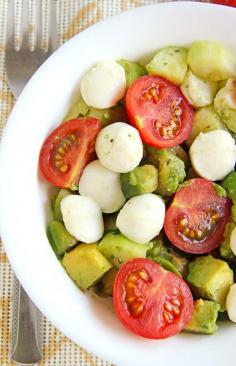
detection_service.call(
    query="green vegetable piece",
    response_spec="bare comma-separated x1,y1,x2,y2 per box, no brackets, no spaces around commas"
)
220,222,236,259
95,268,118,297
62,243,113,291
47,221,77,258
168,145,190,169
98,232,148,268
103,213,118,234
156,150,186,197
53,189,71,222
221,171,236,202
65,97,128,127
184,299,220,334
120,164,158,199
147,235,169,259
187,41,236,81
231,204,236,223
170,252,189,279
181,69,218,108
213,183,227,198
186,105,226,146
187,255,234,311
146,46,188,85
151,256,181,276
117,59,147,87
214,79,236,133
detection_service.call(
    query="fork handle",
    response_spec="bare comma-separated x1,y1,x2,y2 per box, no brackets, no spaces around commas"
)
11,275,43,365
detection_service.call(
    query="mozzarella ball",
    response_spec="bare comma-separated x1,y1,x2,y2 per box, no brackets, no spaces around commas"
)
60,195,104,243
230,227,236,255
226,283,236,322
78,160,126,213
81,61,126,109
116,193,165,243
95,122,143,173
190,130,236,181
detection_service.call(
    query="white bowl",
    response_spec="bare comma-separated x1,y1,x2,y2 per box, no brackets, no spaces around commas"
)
1,2,236,365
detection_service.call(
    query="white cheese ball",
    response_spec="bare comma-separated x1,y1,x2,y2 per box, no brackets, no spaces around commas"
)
95,122,143,173
78,160,126,213
81,61,126,109
60,195,104,243
190,130,236,181
226,283,236,322
230,227,236,255
116,193,165,244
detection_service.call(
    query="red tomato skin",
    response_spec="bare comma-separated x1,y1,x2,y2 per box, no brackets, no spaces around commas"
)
113,258,194,339
212,0,236,7
164,178,232,254
126,75,194,149
39,117,101,189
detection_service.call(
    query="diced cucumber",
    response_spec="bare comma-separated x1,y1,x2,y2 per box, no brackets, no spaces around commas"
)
62,243,113,291
117,59,147,86
146,46,188,85
187,41,236,81
53,189,71,222
181,69,218,108
98,232,148,268
47,220,77,258
186,105,226,146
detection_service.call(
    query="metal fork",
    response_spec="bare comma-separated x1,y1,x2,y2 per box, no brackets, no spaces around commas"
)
5,0,57,364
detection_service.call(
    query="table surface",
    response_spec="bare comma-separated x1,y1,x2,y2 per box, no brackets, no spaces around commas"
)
0,0,207,365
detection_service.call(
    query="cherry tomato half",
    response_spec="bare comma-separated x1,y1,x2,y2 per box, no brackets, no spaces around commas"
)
113,258,193,339
164,178,231,254
39,117,101,190
126,75,194,148
212,0,236,7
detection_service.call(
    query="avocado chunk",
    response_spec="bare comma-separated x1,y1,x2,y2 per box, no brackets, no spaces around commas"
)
213,183,227,198
187,41,236,81
221,171,236,202
184,299,220,334
168,145,190,169
186,105,226,147
214,79,236,133
117,59,147,87
103,213,118,234
187,255,234,311
146,46,188,85
47,220,77,258
120,164,158,199
98,232,148,268
220,222,236,259
95,267,118,297
150,256,181,276
62,243,113,291
65,97,128,127
53,189,71,222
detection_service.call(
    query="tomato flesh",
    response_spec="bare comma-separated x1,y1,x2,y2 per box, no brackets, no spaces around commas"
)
126,75,194,148
39,117,101,189
113,258,193,339
212,0,236,6
164,178,231,254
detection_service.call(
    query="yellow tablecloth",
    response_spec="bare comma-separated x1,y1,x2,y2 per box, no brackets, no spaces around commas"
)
0,1,207,365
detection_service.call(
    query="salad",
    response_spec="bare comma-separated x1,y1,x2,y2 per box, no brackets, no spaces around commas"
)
39,40,236,340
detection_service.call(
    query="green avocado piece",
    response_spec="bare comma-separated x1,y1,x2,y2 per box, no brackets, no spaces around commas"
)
62,243,113,291
95,268,118,297
150,256,181,276
220,222,236,259
221,171,236,202
187,255,234,311
120,164,158,199
213,183,227,198
168,145,190,169
184,299,220,334
103,213,118,234
98,232,148,268
231,205,236,223
65,97,128,127
117,59,147,87
170,252,189,279
47,221,77,258
147,235,169,259
146,46,188,85
53,189,71,222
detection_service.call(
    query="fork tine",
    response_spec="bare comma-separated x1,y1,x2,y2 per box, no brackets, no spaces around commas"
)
47,0,57,53
6,0,15,50
21,0,29,50
35,0,42,49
